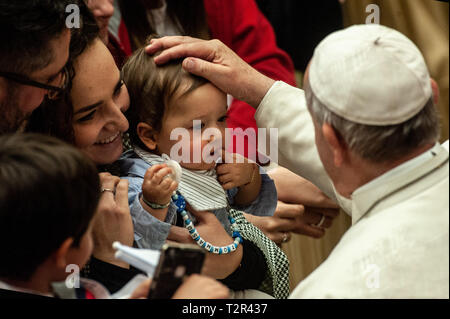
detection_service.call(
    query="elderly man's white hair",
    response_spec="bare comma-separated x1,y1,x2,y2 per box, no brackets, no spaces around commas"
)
304,83,440,163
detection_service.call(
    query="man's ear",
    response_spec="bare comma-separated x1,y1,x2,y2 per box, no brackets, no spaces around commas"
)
137,123,158,151
322,123,347,167
431,78,440,105
52,238,74,269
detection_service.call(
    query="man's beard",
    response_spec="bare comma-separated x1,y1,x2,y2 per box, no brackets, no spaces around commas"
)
0,88,29,134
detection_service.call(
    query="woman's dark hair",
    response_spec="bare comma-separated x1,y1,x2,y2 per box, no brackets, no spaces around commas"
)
26,1,100,145
119,0,210,51
0,133,100,281
122,36,207,149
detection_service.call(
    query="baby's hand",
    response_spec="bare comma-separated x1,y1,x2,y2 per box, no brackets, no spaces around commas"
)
216,153,257,190
142,164,178,206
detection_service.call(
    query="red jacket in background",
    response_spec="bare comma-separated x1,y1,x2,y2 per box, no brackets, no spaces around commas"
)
118,0,296,160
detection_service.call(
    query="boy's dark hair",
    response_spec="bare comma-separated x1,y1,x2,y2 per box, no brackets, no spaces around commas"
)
25,2,100,145
0,0,76,74
122,37,208,149
0,133,100,281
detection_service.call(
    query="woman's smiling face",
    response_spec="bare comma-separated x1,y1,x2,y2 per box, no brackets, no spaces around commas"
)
71,39,130,165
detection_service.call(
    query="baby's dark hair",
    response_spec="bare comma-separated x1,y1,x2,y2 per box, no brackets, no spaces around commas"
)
122,36,208,149
0,133,100,281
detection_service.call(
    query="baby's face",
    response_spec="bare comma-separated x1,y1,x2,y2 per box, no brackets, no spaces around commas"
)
157,83,228,171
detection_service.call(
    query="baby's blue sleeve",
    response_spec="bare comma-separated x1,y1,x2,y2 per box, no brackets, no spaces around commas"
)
228,167,278,217
123,175,177,250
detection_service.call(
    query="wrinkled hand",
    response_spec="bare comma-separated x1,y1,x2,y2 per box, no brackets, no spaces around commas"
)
142,164,178,205
276,201,339,239
172,274,229,299
216,153,256,190
167,205,243,279
91,173,134,268
245,200,340,243
146,36,275,108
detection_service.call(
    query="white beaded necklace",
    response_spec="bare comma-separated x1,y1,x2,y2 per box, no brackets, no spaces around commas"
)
172,192,242,255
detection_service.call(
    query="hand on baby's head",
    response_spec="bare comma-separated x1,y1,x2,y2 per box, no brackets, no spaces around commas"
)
142,164,178,205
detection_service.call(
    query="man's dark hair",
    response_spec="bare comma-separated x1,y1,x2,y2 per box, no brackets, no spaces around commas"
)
25,1,99,144
0,133,100,281
0,0,77,74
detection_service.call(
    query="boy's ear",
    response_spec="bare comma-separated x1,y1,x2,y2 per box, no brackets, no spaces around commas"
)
137,122,158,151
52,238,74,269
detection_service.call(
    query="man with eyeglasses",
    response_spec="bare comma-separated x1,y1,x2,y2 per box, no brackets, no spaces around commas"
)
0,0,74,134
0,0,144,299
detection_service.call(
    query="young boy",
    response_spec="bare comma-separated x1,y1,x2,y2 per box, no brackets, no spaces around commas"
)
0,133,105,297
120,46,278,251
0,133,228,299
119,42,290,299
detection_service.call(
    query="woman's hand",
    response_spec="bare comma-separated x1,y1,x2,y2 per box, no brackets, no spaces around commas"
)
91,173,134,268
276,201,338,239
269,167,340,238
244,211,296,244
245,200,339,244
167,206,243,279
243,167,341,242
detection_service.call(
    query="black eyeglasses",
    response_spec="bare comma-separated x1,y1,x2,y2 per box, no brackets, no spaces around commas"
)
0,67,69,100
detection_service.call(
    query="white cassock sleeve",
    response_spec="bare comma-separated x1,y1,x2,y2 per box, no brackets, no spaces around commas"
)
254,82,336,199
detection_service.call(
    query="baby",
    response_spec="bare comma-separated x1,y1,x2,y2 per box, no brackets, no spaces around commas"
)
119,40,292,299
119,44,278,251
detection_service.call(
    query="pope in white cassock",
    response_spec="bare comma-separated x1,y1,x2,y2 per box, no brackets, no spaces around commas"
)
147,24,449,298
256,25,449,298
